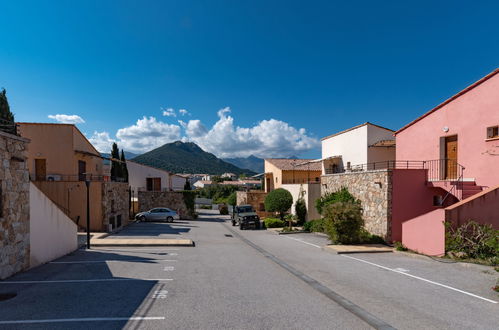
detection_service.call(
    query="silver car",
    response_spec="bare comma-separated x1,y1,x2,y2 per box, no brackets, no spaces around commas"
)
135,208,180,222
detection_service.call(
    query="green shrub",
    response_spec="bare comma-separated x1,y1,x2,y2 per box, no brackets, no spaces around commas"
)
295,197,307,226
445,221,499,264
359,230,385,244
264,218,286,228
264,188,293,220
219,205,229,215
227,192,237,206
323,201,364,244
394,241,408,251
315,187,360,215
303,219,326,233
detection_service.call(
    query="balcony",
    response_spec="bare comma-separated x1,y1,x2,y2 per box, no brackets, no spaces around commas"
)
30,173,127,182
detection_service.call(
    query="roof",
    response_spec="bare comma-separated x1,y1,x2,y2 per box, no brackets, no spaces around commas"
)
321,122,394,141
195,180,212,185
265,158,322,171
369,139,396,147
396,68,499,134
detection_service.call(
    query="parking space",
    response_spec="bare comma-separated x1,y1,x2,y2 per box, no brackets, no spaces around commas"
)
108,220,197,239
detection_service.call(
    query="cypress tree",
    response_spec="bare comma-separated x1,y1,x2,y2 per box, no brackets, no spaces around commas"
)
110,143,122,181
120,150,129,182
0,88,16,135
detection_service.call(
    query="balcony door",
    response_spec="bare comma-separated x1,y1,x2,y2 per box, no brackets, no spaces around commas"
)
445,135,458,179
35,159,46,181
78,160,86,181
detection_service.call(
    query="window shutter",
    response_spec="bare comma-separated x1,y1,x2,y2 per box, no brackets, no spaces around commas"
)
487,127,494,138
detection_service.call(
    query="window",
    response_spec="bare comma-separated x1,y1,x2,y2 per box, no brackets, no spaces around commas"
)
146,177,161,191
487,126,499,139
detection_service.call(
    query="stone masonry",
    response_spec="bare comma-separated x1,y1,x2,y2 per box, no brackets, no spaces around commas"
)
102,182,130,232
138,191,192,219
0,131,30,279
321,170,393,241
236,191,273,219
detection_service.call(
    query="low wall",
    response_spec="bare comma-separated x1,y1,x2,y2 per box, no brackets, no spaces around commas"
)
29,183,78,267
445,184,499,229
138,191,192,219
0,131,30,279
402,208,445,256
321,170,392,240
281,183,321,221
236,191,273,218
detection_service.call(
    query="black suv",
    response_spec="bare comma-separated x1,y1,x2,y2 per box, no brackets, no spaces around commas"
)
231,205,260,230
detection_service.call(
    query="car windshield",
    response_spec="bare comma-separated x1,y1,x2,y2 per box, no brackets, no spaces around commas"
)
237,206,254,213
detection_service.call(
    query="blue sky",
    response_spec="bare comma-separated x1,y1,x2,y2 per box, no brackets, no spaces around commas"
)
1,0,499,158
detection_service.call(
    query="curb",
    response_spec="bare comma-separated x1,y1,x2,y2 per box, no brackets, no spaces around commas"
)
277,230,309,235
322,245,393,255
393,250,497,271
90,240,195,247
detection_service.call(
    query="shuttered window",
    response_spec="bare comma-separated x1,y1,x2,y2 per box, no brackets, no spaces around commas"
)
487,126,499,139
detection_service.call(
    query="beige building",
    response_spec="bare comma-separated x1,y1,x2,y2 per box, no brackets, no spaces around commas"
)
264,158,322,192
18,123,129,232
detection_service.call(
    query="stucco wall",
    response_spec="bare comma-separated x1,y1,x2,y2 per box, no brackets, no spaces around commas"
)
138,191,192,219
281,183,321,221
171,175,187,191
29,183,77,268
402,208,446,256
322,125,368,169
0,131,30,279
127,160,170,192
321,170,392,240
395,72,499,188
102,182,130,232
264,160,282,191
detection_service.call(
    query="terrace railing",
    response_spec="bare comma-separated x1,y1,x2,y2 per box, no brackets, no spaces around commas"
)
30,174,127,182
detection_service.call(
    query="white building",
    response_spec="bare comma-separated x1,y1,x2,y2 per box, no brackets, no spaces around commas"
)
321,122,395,174
193,180,213,189
171,174,188,191
127,160,172,192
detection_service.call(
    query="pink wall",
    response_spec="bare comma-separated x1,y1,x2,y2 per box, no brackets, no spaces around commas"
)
402,209,446,256
391,169,441,242
445,185,499,229
395,72,499,189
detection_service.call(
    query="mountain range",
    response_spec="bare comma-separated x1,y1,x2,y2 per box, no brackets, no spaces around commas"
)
222,155,264,173
131,141,256,175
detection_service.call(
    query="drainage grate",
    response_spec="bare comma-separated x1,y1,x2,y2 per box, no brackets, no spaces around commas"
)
0,292,17,302
224,234,233,237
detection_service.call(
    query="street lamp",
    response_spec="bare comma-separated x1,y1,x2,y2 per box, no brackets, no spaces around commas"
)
85,175,91,249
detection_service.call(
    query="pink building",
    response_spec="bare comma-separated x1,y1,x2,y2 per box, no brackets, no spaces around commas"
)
392,69,499,255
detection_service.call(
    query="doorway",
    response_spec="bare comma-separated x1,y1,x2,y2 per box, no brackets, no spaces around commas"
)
35,159,46,181
78,160,86,181
444,135,458,179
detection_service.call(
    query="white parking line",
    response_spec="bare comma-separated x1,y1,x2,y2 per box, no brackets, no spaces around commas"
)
0,316,165,325
342,255,498,304
0,278,173,284
282,235,322,248
50,259,177,264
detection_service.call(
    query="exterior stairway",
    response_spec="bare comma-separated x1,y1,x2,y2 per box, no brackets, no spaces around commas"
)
461,181,483,200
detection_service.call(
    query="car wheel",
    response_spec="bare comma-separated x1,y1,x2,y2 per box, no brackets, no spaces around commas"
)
139,215,146,222
167,216,173,223
239,223,244,230
255,222,260,230
231,220,236,226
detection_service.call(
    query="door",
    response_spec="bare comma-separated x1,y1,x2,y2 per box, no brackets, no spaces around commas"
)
445,135,458,179
35,159,46,181
78,160,86,181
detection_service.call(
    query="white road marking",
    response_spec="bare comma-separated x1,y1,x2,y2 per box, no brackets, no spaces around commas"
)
92,248,180,252
393,268,410,273
163,266,175,271
0,278,173,284
0,317,165,324
282,235,322,248
342,255,498,304
50,259,177,264
152,290,169,299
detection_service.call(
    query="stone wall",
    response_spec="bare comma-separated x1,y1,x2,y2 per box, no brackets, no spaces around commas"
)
236,191,273,218
0,131,30,279
138,191,192,219
102,182,130,232
321,170,393,241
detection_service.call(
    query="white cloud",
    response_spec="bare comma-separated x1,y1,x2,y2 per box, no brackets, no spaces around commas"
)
87,108,319,158
48,114,85,124
179,109,190,116
162,108,176,117
89,116,181,153
183,107,319,158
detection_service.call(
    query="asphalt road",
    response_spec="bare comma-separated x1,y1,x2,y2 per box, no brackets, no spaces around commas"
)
0,210,497,329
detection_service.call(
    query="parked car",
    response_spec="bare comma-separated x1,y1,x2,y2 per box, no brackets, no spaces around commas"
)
135,208,180,222
231,205,260,230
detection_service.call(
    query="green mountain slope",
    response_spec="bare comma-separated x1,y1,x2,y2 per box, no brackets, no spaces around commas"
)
131,141,255,175
222,155,264,173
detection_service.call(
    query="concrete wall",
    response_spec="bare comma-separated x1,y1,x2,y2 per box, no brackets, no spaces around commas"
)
402,209,446,256
321,170,392,240
138,191,192,219
0,131,30,279
322,125,368,169
127,160,170,192
445,184,499,229
281,183,321,221
395,72,499,188
29,183,77,268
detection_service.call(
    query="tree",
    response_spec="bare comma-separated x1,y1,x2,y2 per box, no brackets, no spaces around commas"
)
227,192,237,206
264,188,293,221
0,88,16,135
110,143,122,181
120,150,129,182
184,180,191,190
